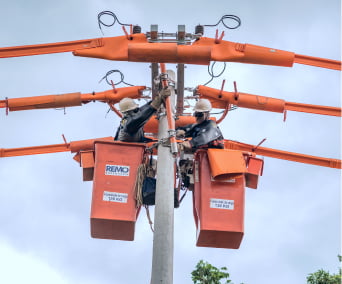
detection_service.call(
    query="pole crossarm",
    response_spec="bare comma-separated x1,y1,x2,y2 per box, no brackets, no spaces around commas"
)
0,34,340,70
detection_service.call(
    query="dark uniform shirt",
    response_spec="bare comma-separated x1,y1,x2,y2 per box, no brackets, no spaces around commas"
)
177,119,224,149
115,102,156,142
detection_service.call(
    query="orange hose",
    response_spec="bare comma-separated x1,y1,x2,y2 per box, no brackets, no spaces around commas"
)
160,63,177,153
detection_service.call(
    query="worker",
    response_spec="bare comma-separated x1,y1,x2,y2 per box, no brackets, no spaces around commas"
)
115,88,171,142
176,99,224,150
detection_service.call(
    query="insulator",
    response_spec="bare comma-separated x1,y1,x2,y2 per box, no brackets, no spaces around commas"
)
133,25,142,34
195,25,204,36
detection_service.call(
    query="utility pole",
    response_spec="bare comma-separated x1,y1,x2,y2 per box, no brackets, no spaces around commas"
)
151,70,176,284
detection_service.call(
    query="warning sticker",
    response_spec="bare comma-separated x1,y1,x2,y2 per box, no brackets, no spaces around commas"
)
103,191,128,203
210,198,234,210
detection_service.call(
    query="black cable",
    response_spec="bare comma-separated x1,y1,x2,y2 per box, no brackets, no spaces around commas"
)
203,61,227,86
99,70,134,86
97,11,131,33
203,14,241,29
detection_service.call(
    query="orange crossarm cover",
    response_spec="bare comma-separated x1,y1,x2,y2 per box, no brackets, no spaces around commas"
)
284,101,341,117
0,34,340,70
197,85,341,117
0,137,113,158
224,140,341,169
0,86,145,112
1,136,339,169
0,38,103,58
145,115,216,134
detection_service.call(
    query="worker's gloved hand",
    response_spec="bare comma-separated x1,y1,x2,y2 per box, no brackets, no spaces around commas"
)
176,129,186,139
150,96,163,109
151,88,171,110
160,88,171,100
181,140,192,150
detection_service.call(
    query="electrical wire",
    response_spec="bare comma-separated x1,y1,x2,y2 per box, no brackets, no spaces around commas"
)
99,69,134,86
203,14,241,29
97,11,131,34
203,61,227,86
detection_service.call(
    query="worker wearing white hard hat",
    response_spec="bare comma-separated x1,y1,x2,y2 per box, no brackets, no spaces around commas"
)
115,88,170,142
176,99,224,150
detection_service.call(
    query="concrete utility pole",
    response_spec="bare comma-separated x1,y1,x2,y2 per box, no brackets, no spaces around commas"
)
151,70,176,284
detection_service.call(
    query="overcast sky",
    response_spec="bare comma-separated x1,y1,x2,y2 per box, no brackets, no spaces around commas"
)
0,0,340,283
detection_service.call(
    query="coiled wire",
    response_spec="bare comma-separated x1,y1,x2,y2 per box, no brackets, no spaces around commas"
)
99,69,134,86
203,61,227,86
97,11,131,33
203,14,241,29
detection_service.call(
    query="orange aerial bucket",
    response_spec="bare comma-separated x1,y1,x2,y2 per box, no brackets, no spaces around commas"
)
90,141,146,241
193,149,245,249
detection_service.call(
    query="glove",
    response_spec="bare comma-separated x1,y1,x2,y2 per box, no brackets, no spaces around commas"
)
160,88,171,100
176,129,186,139
150,96,163,109
150,88,171,110
181,140,192,150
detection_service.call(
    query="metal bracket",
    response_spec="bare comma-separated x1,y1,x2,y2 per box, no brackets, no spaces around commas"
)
159,137,171,147
146,24,199,44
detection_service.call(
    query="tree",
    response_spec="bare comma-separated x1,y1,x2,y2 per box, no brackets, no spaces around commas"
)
191,260,237,284
306,255,341,284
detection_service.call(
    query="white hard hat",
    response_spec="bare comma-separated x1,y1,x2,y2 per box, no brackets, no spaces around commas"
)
119,98,138,113
193,99,212,112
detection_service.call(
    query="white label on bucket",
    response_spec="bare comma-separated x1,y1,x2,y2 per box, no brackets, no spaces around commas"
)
105,164,130,176
210,198,234,210
103,191,128,203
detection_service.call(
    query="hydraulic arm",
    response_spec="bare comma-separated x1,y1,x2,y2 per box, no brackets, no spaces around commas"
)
0,34,340,70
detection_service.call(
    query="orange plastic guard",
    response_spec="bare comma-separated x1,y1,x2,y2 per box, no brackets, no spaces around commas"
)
294,54,341,70
144,115,216,134
1,86,145,112
0,38,103,58
128,43,211,65
224,140,342,169
4,93,82,111
80,86,145,103
245,156,264,189
1,34,339,70
197,85,285,113
193,150,245,249
207,149,247,180
90,141,145,241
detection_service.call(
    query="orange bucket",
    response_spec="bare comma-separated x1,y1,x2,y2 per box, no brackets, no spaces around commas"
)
193,149,245,249
90,141,145,241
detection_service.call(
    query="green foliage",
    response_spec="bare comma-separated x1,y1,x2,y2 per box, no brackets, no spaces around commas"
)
191,260,231,284
306,255,341,284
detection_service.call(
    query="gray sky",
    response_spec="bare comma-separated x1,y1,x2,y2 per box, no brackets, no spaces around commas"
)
0,0,340,283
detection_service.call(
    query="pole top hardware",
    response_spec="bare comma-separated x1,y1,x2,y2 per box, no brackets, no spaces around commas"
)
146,25,201,45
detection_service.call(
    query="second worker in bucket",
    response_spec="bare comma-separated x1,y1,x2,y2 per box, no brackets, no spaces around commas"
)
176,99,224,151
